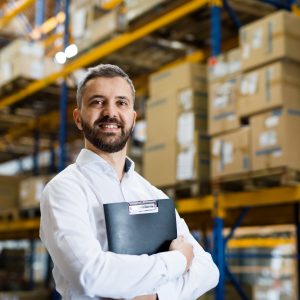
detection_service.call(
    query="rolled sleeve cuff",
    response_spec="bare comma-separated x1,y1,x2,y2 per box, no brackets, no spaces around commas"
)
158,250,186,280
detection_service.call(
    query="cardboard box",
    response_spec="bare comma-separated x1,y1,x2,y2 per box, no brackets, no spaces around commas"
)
240,10,300,71
211,127,251,178
208,75,240,135
251,108,300,171
19,175,50,209
146,91,178,144
176,133,210,182
177,88,207,112
146,91,207,144
144,140,177,186
0,39,44,62
0,176,22,210
149,62,207,96
177,111,207,147
208,47,241,82
238,61,300,117
125,0,168,22
78,9,120,52
144,134,210,186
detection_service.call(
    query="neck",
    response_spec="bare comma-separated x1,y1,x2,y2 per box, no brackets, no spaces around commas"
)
85,141,127,181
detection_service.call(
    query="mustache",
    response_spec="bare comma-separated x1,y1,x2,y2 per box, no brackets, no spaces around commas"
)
93,116,123,127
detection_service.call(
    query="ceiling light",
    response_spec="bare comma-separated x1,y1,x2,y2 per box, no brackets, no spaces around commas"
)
65,44,78,58
55,51,66,64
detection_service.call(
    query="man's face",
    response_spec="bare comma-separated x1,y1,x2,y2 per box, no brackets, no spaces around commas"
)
73,76,136,153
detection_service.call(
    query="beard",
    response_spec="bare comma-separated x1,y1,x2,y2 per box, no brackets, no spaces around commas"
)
81,116,133,153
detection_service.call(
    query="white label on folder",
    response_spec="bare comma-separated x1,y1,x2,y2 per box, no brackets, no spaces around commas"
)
128,201,158,215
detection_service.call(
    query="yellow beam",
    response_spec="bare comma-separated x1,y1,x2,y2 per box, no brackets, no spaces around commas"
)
101,0,123,10
176,196,214,214
228,237,294,248
0,0,208,111
0,0,36,29
0,217,40,234
220,185,300,209
292,4,300,17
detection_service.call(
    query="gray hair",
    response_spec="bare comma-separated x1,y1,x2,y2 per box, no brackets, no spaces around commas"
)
76,64,135,108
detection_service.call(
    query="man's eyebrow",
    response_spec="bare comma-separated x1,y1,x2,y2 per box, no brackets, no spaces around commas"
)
87,94,105,101
116,96,130,101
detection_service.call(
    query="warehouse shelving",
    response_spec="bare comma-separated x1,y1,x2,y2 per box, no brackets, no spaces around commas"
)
1,1,300,300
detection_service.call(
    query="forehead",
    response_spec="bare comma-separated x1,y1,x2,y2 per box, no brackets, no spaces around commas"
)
82,76,133,99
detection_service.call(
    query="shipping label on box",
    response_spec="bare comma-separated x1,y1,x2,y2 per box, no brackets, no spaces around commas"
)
208,75,240,135
208,47,241,82
177,132,210,181
177,88,207,112
251,108,300,171
211,127,251,178
240,10,300,71
238,61,300,117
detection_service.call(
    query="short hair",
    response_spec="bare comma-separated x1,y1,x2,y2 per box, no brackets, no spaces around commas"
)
76,64,135,108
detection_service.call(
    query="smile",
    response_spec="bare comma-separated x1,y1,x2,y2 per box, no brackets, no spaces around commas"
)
101,124,118,129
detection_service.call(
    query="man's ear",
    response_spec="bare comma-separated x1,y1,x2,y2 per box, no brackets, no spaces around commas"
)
73,108,83,131
133,110,137,127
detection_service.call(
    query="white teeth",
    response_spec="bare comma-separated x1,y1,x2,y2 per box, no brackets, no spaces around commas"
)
102,124,118,129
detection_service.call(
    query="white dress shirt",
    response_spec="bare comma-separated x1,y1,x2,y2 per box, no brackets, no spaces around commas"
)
40,149,219,300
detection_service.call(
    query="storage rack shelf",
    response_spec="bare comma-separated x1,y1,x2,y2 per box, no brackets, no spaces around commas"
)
2,184,300,237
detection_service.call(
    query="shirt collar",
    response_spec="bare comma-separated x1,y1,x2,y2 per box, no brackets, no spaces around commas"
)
76,148,134,174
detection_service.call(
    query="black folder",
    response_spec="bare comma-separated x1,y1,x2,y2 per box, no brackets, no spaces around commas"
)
103,199,177,255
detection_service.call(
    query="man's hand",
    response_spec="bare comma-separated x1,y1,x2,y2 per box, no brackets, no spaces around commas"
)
133,295,157,300
169,235,194,272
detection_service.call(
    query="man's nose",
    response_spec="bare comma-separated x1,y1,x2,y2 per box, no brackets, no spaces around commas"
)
102,102,117,118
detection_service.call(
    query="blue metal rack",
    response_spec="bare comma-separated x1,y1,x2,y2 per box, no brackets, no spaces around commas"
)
58,0,70,172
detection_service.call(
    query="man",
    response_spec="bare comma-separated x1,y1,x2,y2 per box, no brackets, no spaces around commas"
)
40,64,219,300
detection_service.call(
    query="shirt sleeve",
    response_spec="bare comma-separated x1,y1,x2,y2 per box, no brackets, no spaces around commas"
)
156,212,219,300
39,176,186,299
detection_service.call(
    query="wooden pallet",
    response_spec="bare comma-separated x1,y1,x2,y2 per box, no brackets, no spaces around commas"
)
212,167,300,192
0,208,19,222
161,180,210,199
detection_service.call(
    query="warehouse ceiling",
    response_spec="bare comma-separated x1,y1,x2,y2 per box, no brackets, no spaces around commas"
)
0,0,279,165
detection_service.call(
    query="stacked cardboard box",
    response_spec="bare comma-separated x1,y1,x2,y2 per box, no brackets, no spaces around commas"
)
209,10,300,179
144,62,209,187
71,0,122,53
251,108,300,171
208,47,249,178
211,127,251,178
240,10,300,71
19,175,51,210
0,39,61,87
239,10,300,174
0,176,23,210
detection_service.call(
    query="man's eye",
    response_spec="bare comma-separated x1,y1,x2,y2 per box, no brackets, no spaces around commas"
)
92,99,103,105
119,100,128,106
